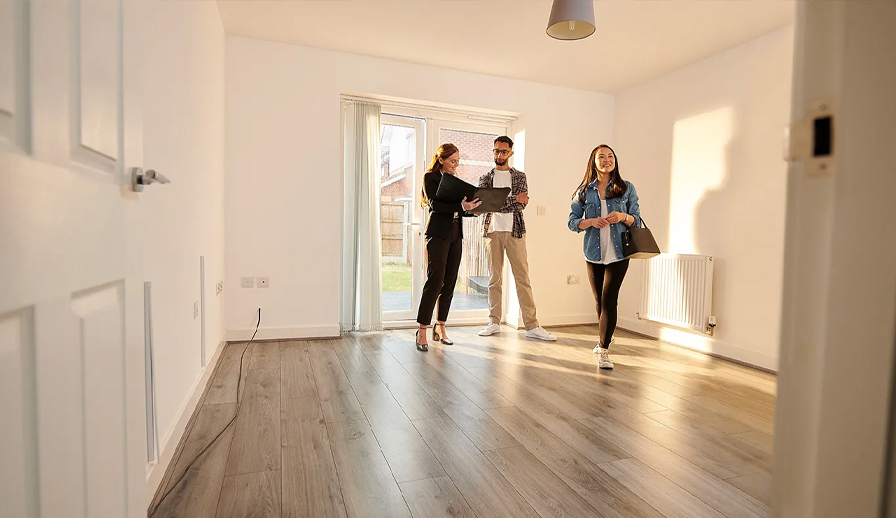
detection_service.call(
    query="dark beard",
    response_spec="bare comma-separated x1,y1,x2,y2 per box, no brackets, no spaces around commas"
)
494,158,508,167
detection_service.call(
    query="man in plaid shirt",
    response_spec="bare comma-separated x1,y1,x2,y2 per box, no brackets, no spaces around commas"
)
477,136,556,341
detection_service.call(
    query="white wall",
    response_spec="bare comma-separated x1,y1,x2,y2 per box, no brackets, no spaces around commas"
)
225,36,615,337
613,26,795,370
140,0,226,465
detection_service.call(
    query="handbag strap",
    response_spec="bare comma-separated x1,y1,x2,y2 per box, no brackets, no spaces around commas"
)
633,216,648,229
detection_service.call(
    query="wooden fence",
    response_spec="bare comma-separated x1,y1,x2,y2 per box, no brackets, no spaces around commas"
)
381,202,489,294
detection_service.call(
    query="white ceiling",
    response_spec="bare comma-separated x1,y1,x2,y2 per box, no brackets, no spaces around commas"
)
217,0,795,93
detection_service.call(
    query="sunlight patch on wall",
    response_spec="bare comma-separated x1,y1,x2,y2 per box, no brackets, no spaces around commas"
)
669,107,733,253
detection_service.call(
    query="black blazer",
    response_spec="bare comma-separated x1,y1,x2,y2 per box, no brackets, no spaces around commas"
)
423,171,476,239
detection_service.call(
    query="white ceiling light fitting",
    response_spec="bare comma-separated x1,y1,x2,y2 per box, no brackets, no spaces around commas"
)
546,0,596,40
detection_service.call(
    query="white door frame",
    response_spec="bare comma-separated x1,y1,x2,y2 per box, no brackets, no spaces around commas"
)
773,1,896,517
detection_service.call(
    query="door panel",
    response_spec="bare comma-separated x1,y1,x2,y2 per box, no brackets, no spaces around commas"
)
380,114,425,322
428,120,509,321
0,308,38,518
75,0,122,170
0,0,29,150
78,284,127,518
35,284,128,518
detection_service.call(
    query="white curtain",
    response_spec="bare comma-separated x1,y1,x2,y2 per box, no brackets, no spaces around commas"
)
341,100,383,331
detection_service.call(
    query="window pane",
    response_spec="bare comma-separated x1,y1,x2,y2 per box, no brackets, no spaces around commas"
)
381,123,416,313
437,128,501,312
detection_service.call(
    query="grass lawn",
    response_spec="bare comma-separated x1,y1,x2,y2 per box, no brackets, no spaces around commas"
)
382,263,412,292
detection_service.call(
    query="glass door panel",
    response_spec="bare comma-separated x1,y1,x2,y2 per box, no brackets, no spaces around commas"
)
428,120,510,321
380,115,425,322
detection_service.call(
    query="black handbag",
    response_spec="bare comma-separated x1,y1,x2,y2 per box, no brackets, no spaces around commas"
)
622,218,660,259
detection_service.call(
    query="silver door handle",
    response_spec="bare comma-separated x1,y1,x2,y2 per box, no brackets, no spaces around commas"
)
403,222,422,226
131,167,171,192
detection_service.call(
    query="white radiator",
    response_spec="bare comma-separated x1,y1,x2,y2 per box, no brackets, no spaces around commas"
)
638,254,714,334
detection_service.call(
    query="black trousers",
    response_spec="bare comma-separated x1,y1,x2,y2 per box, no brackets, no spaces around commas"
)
586,259,630,349
417,220,463,325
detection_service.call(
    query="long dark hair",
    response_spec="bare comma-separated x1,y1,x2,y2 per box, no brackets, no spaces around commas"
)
573,144,627,203
421,143,459,207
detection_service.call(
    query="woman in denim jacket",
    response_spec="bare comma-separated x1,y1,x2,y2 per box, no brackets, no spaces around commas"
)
568,145,642,369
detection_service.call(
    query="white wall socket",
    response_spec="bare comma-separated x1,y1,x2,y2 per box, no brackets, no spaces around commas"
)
257,277,270,288
567,275,580,285
537,206,546,216
241,277,254,288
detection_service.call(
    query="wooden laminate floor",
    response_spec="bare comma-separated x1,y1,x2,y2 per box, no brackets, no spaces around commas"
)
149,325,776,518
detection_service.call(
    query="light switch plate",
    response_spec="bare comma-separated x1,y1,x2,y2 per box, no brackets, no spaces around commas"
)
537,206,546,216
241,277,254,288
257,277,270,288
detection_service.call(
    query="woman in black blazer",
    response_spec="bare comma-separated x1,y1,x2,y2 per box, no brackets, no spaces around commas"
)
415,143,482,351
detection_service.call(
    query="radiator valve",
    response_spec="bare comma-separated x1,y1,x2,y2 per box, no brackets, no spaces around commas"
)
707,315,717,335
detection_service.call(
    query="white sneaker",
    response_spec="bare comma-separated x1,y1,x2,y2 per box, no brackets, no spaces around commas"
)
478,323,501,336
591,338,615,353
525,327,557,341
595,347,614,369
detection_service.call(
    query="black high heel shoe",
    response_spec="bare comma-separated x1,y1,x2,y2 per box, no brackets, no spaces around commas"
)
415,328,428,352
433,324,453,345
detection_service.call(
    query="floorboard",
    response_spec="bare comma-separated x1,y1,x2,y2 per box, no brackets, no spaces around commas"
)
398,476,476,518
215,470,280,518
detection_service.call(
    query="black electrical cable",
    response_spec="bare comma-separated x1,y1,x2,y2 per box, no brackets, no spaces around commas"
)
149,308,261,517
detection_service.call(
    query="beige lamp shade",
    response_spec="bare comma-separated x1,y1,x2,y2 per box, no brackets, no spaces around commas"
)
546,0,596,40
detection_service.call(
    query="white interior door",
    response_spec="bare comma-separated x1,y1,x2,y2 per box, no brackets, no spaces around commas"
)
427,118,510,324
380,114,426,322
0,2,150,517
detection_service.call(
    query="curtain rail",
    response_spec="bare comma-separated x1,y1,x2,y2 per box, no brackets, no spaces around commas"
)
340,95,517,123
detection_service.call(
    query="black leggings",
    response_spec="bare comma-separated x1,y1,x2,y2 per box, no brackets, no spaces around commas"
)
416,220,463,325
586,259,630,349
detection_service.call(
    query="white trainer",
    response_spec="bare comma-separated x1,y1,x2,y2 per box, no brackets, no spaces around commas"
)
525,327,557,341
595,347,614,369
591,338,615,353
478,323,501,336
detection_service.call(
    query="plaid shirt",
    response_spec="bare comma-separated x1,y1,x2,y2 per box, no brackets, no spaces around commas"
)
478,168,528,238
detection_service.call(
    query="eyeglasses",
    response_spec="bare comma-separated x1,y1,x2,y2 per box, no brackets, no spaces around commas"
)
493,149,511,156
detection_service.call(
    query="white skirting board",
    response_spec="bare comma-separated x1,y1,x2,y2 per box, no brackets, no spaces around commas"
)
617,316,779,372
503,313,600,330
382,314,599,331
383,317,489,329
146,334,227,501
224,325,342,342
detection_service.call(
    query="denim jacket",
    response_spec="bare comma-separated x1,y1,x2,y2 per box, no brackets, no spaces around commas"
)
567,180,642,263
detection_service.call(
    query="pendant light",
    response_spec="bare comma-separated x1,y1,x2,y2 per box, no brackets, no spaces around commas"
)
546,0,596,40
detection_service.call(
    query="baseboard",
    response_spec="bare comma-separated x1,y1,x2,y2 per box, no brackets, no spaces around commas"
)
145,334,227,501
503,313,600,330
383,318,488,330
617,317,779,372
224,325,341,342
